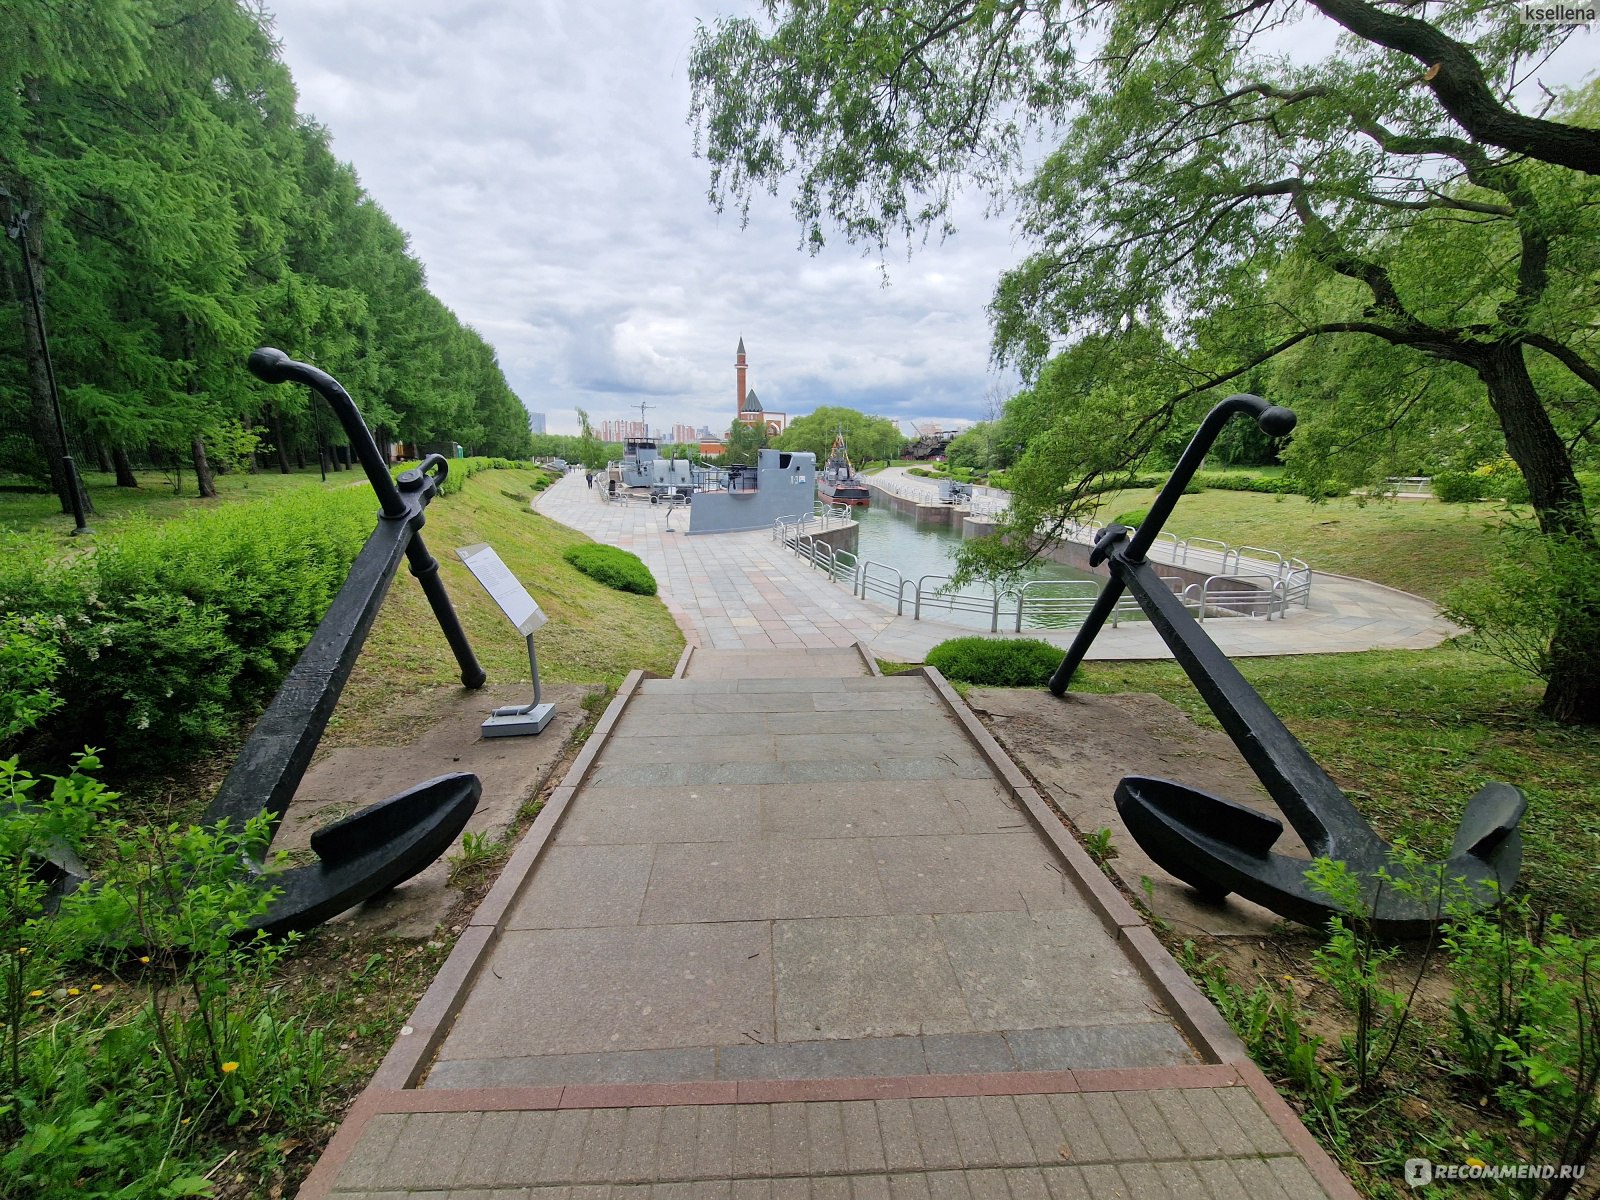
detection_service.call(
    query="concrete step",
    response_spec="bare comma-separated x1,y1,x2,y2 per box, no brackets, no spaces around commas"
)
682,646,869,679
638,674,925,696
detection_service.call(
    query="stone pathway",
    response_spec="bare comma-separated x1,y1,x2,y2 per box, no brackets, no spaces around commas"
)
298,649,1357,1199
533,471,1455,662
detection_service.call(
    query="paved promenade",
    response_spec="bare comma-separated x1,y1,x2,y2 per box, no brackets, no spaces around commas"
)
299,648,1357,1198
534,471,1455,662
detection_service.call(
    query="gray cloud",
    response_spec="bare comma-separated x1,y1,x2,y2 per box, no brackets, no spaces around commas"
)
266,3,1594,440
265,0,1018,437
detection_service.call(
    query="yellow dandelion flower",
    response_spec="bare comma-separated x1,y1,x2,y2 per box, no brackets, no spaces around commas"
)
16,947,29,956
181,1118,190,1126
1466,1157,1488,1169
90,984,103,992
27,989,43,998
138,956,150,964
66,987,80,996
221,1061,239,1074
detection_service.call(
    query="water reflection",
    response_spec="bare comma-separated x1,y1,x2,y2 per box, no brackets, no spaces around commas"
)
849,494,1125,630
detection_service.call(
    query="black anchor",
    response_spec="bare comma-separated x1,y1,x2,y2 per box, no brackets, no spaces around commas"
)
44,349,488,936
1048,394,1525,935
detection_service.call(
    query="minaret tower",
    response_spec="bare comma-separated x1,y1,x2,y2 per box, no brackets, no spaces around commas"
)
735,336,747,424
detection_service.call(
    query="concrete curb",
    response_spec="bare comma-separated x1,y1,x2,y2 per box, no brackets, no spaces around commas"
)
301,669,651,1196
913,665,1358,1200
854,639,882,676
673,644,695,679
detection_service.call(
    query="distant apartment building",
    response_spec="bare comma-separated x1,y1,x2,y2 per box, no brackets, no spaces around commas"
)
529,411,546,435
597,419,647,442
669,423,697,444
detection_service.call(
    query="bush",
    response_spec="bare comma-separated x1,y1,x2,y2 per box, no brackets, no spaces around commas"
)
1112,508,1150,528
925,637,1063,687
1188,471,1344,499
562,543,657,595
1,753,330,1198
0,489,374,767
1446,519,1600,683
1431,470,1490,503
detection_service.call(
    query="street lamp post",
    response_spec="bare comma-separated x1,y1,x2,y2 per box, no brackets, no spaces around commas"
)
3,201,91,534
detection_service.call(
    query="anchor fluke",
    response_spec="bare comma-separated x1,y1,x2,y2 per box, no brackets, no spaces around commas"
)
253,774,482,938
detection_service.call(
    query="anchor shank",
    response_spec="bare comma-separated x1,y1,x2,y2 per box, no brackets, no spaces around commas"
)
1048,574,1127,696
204,499,422,838
1113,551,1375,859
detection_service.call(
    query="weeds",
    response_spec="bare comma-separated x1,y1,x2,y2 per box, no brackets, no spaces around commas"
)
1083,826,1117,866
1,752,331,1197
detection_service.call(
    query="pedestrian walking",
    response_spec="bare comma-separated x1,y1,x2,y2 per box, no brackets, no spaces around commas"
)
585,471,594,489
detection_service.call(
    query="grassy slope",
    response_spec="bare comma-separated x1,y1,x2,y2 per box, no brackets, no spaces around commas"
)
1085,487,1508,601
327,468,683,742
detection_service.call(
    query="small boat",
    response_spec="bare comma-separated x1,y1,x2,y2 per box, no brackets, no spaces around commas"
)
818,429,871,506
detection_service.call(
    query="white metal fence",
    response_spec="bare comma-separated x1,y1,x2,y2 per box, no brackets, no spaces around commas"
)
774,515,1308,632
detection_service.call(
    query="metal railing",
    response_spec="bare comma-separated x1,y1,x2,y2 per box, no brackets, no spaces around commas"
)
772,502,853,542
1061,519,1312,608
773,493,1311,631
869,474,1011,518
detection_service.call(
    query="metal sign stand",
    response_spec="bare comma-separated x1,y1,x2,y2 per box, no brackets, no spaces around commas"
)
456,543,555,737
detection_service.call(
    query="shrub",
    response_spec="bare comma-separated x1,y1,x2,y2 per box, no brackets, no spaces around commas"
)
1431,470,1490,503
1187,471,1344,498
0,489,374,767
1473,456,1531,504
562,543,657,595
925,637,1063,687
1112,508,1150,528
2,754,330,1197
1446,519,1600,684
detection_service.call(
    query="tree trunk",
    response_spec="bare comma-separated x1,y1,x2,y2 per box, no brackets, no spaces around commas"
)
1479,341,1600,724
112,446,138,488
5,204,92,514
243,415,259,473
190,437,217,498
269,407,291,474
93,441,112,474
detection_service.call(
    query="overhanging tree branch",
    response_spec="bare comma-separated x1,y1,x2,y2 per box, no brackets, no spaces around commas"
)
1309,0,1600,174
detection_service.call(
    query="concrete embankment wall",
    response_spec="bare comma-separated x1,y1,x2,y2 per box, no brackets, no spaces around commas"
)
865,480,960,526
803,523,859,555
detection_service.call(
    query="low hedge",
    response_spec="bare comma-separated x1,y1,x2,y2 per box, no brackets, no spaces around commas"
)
0,463,526,770
561,543,657,596
392,455,527,496
925,637,1063,687
0,487,377,767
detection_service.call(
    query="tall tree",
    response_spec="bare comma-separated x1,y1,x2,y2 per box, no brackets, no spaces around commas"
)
774,405,902,466
690,1,1600,723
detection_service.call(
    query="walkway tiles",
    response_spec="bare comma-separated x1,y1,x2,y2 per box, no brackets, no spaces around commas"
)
298,659,1357,1199
533,467,1456,661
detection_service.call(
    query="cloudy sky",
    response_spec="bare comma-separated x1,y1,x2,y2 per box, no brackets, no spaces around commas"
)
264,0,1016,439
263,2,1594,440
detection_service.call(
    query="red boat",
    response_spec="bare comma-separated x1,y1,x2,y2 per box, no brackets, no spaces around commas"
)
817,429,871,506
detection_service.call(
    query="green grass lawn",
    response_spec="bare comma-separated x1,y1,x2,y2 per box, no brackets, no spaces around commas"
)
325,467,683,743
2,466,346,541
1085,487,1509,600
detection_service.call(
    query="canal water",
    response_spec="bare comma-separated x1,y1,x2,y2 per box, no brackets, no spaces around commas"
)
848,493,1114,630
